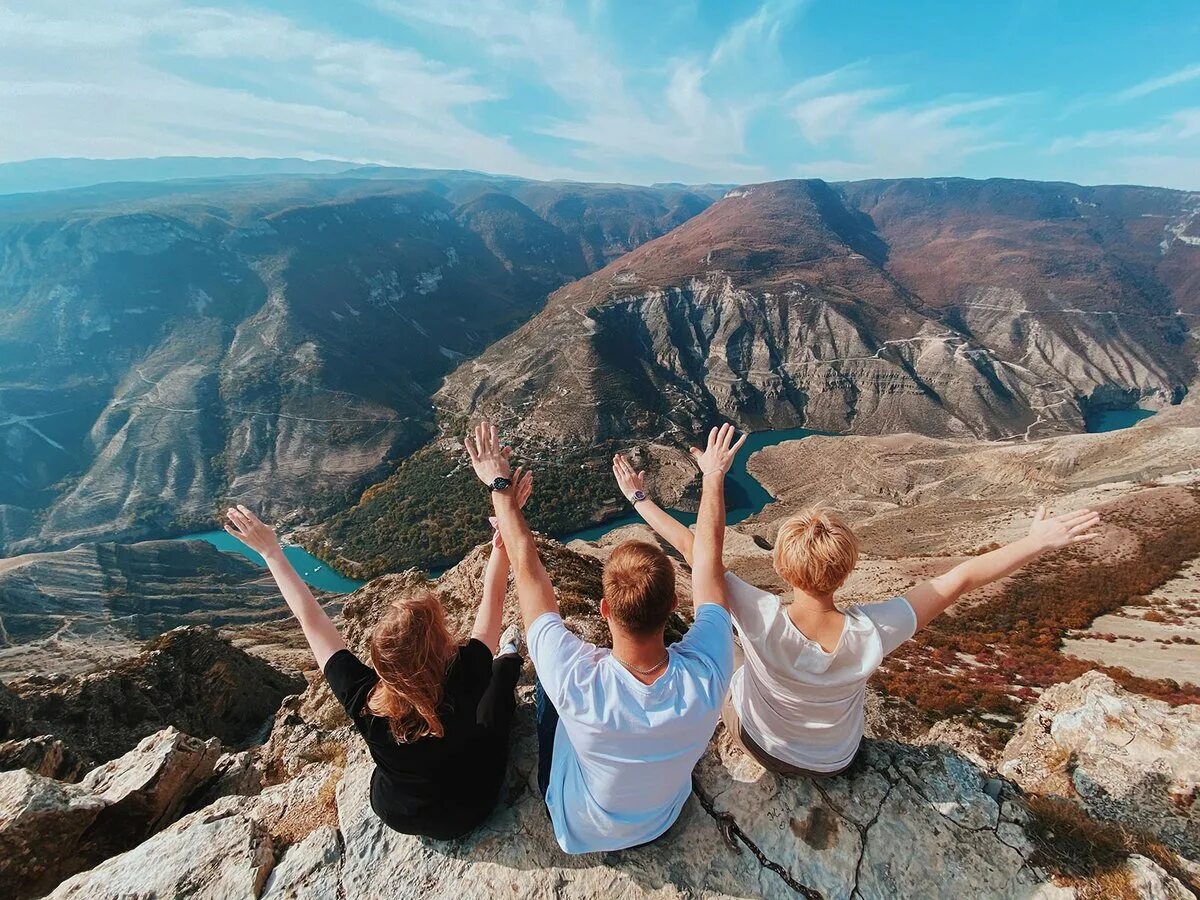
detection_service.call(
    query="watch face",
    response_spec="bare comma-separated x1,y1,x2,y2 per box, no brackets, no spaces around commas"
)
491,477,512,491
632,490,647,502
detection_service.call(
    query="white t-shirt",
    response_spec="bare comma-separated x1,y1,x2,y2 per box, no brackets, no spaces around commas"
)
527,604,734,854
724,573,917,772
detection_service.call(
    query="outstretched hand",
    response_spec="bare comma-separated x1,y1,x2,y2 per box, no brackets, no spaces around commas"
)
224,505,282,560
465,420,513,486
491,469,533,549
1028,505,1102,550
689,423,747,477
612,453,646,501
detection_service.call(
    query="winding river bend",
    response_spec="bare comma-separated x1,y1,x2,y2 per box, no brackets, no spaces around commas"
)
178,410,1154,593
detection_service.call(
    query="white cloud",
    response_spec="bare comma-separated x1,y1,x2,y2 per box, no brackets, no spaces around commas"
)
1113,63,1200,102
0,0,535,173
379,0,764,182
709,0,804,67
787,68,1017,178
1049,108,1200,153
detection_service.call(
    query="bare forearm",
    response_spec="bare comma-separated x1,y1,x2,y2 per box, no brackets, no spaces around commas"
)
692,472,728,608
264,550,345,667
633,499,697,564
491,493,558,626
909,534,1049,629
948,535,1046,593
472,545,509,652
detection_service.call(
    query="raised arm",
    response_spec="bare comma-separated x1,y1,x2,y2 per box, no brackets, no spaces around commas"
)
470,470,533,653
612,453,697,565
688,424,746,613
465,422,558,631
224,505,346,669
905,505,1102,629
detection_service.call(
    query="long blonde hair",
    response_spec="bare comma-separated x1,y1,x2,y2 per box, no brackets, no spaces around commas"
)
364,591,458,743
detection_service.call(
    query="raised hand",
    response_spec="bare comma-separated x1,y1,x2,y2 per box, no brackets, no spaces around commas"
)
612,453,646,502
1028,505,1102,550
224,504,283,560
491,468,532,550
689,423,747,477
465,420,513,486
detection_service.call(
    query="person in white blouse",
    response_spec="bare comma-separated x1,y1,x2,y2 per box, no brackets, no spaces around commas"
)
612,451,1102,776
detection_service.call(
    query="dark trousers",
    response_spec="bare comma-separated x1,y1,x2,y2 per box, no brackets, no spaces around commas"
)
478,653,522,732
534,676,559,799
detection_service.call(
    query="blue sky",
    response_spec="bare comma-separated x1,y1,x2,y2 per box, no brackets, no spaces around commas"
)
2,1,1198,188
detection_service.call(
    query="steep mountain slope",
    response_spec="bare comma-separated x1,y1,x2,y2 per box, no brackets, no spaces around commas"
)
838,178,1199,411
438,179,1095,447
439,178,1198,449
0,174,713,554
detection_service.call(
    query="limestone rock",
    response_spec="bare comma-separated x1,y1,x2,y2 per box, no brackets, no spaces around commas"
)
261,824,343,899
0,727,220,897
7,625,304,766
48,798,276,900
0,769,104,898
0,735,85,781
1000,671,1200,859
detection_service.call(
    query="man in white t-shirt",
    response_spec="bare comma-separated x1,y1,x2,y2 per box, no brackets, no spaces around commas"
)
466,421,745,852
612,452,1102,775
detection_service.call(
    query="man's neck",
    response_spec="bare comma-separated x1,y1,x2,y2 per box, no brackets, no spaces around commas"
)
789,587,839,613
610,628,669,684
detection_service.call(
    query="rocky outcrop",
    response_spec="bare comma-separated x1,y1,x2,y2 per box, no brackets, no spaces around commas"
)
6,625,303,766
0,735,84,781
0,538,285,651
47,797,277,900
1001,671,1200,860
0,727,220,898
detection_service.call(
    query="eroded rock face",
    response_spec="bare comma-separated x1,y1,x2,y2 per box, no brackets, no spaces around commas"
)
0,735,85,781
0,727,219,898
47,797,276,900
1001,671,1200,860
6,625,304,766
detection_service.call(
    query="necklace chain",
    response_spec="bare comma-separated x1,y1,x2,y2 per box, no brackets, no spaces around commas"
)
615,649,669,675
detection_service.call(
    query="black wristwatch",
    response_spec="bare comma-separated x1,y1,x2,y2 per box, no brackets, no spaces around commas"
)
487,476,512,492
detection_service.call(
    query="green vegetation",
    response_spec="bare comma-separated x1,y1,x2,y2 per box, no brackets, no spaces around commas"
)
307,441,629,578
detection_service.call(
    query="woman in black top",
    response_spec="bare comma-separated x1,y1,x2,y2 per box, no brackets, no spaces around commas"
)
222,470,531,839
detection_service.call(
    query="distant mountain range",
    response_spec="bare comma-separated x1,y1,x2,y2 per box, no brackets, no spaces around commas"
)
0,168,715,554
0,157,361,195
0,165,1197,565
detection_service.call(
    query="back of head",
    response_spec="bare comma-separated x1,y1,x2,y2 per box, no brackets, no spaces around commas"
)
366,590,458,743
773,507,860,595
602,540,676,636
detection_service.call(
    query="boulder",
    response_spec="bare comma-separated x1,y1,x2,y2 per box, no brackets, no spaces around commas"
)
261,824,343,899
0,727,219,898
0,769,104,898
48,797,275,900
0,735,85,781
1001,671,1200,859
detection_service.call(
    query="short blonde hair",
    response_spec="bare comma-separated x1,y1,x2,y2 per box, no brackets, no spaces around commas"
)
772,508,859,594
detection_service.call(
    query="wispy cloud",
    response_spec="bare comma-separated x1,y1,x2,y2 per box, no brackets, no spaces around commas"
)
379,0,764,181
1113,63,1200,102
709,0,804,67
1050,108,1200,152
787,67,1019,178
0,1,533,172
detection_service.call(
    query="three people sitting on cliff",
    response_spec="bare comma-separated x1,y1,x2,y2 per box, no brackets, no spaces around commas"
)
224,421,1102,852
